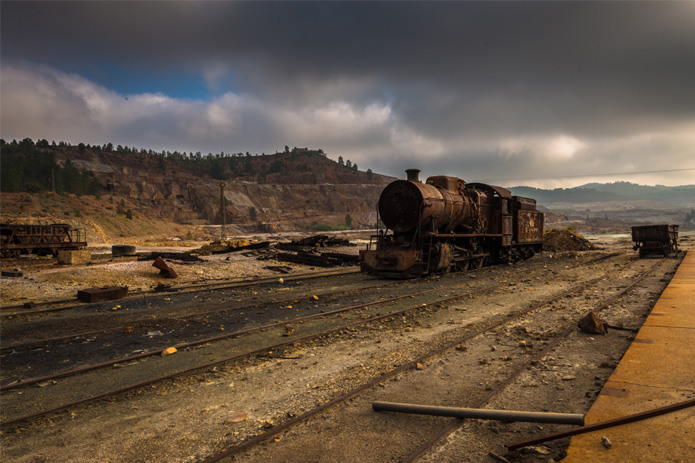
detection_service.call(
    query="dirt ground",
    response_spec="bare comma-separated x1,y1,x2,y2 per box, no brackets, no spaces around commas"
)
1,232,693,463
0,240,361,306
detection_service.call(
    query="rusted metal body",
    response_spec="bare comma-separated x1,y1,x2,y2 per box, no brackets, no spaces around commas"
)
631,224,679,257
76,286,128,303
152,256,177,278
360,169,543,277
0,223,87,257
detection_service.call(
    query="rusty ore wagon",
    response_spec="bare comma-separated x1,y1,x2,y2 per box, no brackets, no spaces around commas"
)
631,224,679,258
0,223,87,258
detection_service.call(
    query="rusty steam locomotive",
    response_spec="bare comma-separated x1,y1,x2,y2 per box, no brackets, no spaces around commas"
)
360,169,544,278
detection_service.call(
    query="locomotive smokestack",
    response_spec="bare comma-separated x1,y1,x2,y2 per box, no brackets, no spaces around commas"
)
405,169,421,182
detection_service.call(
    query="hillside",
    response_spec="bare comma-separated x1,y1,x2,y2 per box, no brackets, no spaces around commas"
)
2,139,693,241
509,182,695,206
510,182,695,232
0,140,395,242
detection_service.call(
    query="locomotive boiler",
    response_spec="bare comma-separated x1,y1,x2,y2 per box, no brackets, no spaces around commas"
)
359,169,543,278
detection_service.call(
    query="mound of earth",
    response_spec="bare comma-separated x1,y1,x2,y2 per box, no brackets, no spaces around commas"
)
543,229,599,252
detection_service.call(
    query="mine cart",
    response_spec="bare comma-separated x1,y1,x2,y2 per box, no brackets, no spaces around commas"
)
631,224,679,258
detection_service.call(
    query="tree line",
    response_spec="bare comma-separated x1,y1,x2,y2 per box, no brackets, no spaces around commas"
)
1,138,101,195
1,138,374,194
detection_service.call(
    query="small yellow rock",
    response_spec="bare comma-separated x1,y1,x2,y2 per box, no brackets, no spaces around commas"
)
161,347,178,356
225,411,248,423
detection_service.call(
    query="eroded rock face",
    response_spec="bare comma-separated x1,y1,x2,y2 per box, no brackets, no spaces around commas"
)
68,149,393,230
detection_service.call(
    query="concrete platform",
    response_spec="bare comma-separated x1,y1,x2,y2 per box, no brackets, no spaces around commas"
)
563,251,695,462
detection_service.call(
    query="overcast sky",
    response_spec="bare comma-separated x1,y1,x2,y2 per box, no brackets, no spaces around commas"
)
2,1,694,188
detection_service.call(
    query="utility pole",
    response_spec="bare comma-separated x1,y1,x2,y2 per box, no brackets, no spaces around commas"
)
220,182,227,241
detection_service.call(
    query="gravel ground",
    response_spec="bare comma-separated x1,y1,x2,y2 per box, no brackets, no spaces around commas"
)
0,244,359,305
1,233,692,463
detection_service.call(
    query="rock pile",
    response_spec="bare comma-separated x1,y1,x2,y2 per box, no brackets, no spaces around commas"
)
543,229,599,252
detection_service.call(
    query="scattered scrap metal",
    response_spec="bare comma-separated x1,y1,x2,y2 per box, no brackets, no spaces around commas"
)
577,311,637,334
292,234,352,247
1,269,23,277
275,251,346,268
152,256,177,278
372,401,585,425
197,240,271,255
263,265,293,274
577,311,608,334
272,235,357,267
135,235,357,277
77,286,128,303
203,235,359,269
138,252,203,262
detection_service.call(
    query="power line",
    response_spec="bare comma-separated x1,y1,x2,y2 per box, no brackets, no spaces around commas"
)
477,167,695,183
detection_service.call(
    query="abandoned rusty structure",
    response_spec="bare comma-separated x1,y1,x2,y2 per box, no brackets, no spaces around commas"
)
631,224,679,258
0,223,87,258
360,169,544,277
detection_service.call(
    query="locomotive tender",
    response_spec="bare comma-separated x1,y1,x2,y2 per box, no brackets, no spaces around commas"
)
360,169,544,278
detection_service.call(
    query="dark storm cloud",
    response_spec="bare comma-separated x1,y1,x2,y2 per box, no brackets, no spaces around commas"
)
2,1,695,187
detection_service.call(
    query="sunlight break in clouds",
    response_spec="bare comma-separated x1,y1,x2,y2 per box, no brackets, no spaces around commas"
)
499,134,587,161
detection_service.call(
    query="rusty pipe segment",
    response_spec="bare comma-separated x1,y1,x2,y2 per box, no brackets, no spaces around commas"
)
372,401,585,425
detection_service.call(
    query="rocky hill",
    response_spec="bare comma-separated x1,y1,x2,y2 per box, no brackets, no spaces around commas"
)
0,140,395,242
510,182,695,232
510,182,695,207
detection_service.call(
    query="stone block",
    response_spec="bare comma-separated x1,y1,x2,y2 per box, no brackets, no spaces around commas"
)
57,249,91,265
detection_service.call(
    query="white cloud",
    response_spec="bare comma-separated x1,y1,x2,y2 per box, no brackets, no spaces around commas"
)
1,62,693,188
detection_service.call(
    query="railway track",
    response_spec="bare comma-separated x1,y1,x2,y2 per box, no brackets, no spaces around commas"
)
0,266,360,317
1,255,572,381
197,257,668,463
0,252,629,429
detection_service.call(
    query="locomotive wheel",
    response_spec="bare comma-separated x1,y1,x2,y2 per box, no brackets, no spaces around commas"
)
471,258,484,270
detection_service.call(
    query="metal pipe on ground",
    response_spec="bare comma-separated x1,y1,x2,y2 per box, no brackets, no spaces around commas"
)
372,401,585,425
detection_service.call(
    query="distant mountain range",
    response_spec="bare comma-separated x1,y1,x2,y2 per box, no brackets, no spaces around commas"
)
509,181,695,207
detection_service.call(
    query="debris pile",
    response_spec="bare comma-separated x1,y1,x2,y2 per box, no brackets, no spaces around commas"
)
543,229,599,252
197,240,271,255
294,235,352,247
138,251,204,262
276,235,352,252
